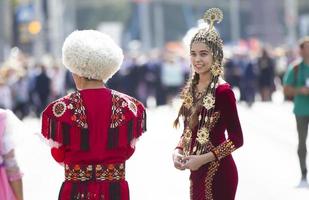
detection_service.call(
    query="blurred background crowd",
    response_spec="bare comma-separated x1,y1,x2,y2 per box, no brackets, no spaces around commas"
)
0,0,308,119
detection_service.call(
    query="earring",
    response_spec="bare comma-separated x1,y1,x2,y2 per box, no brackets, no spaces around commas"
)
210,62,223,77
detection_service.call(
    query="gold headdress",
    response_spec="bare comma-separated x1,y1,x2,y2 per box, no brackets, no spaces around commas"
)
190,8,224,65
203,8,223,34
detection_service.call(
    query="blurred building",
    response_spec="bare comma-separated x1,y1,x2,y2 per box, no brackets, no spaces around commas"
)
0,0,309,63
0,0,13,62
247,0,285,46
62,0,309,50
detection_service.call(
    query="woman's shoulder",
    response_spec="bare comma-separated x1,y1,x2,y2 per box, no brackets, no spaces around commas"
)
216,79,231,92
216,79,235,99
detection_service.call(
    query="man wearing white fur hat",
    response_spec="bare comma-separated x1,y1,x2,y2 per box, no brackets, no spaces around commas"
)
40,30,146,200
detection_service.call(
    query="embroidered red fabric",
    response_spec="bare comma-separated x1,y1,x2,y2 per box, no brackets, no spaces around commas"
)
41,88,146,200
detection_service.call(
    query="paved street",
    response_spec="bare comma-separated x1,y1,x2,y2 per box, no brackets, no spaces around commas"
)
15,99,309,200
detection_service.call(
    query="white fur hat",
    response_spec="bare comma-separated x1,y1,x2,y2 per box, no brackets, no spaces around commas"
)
62,30,123,82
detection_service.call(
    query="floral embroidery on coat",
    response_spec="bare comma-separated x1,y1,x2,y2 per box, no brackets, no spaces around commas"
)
110,90,140,128
67,91,88,128
110,91,127,128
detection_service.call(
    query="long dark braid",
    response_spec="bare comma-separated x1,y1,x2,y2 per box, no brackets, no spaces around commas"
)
188,72,202,129
173,72,199,128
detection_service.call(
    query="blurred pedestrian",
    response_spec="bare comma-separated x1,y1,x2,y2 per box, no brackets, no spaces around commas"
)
40,30,146,200
224,56,240,89
50,65,65,100
172,8,243,199
240,61,258,107
0,109,23,200
11,72,30,119
64,69,75,93
34,64,51,116
283,36,309,186
257,48,275,101
0,78,12,110
161,57,185,104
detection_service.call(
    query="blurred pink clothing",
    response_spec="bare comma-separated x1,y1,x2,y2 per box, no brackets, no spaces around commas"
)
0,168,16,200
0,110,17,200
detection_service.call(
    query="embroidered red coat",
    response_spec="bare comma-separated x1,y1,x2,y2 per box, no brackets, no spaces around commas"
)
177,83,243,200
41,88,146,200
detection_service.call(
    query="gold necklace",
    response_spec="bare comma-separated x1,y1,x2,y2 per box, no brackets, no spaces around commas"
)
181,78,219,156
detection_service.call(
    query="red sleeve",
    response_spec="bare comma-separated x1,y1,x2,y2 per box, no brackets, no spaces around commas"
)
41,104,56,141
41,103,65,146
41,98,72,163
108,92,147,150
41,106,65,163
211,86,243,160
135,100,147,138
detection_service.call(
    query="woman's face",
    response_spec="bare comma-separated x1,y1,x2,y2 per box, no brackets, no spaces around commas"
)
190,42,214,75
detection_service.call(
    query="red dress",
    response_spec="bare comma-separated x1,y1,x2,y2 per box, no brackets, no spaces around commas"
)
41,88,146,200
178,83,243,200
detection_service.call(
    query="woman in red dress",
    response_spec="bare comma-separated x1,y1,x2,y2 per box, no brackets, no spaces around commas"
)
172,8,243,200
41,30,146,200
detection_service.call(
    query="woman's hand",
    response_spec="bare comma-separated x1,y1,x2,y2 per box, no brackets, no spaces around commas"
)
172,150,186,170
182,155,205,171
183,152,216,171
